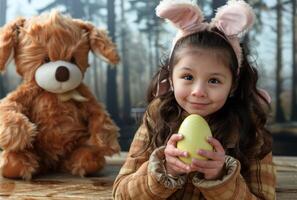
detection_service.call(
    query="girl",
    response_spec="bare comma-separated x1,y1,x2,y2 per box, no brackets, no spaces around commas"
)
113,0,276,199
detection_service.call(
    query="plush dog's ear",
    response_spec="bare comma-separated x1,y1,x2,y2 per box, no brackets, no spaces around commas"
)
0,17,25,72
74,19,120,65
90,28,120,64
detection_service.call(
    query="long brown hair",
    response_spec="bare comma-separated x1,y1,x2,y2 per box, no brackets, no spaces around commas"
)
143,29,272,181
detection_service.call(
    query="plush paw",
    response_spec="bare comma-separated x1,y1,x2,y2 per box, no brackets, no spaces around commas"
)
0,112,37,151
105,139,121,156
63,147,106,177
0,151,39,180
87,121,120,156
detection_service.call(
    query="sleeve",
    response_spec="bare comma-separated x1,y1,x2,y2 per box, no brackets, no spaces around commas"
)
192,152,276,200
112,123,187,200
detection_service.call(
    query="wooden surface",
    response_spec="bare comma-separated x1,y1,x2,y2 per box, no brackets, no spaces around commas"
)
0,153,296,199
273,156,297,200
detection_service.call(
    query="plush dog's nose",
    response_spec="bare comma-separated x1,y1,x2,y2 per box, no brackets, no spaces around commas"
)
55,66,70,82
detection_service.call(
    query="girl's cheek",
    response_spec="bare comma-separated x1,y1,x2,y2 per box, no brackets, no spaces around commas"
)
175,84,190,96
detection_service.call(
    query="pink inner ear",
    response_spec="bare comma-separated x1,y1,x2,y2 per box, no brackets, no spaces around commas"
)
213,1,255,36
216,11,248,36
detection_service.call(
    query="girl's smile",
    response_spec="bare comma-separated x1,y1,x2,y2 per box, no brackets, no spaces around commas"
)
172,48,233,116
188,102,210,109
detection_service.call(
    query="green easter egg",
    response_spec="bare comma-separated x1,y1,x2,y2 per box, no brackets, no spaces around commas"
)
177,114,213,164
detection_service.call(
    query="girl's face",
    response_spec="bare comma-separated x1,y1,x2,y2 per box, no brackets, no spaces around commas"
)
172,48,233,117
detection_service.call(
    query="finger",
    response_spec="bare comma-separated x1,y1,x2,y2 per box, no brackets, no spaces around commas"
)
165,146,188,158
167,134,183,146
198,149,225,161
169,165,188,175
207,137,225,153
166,156,191,173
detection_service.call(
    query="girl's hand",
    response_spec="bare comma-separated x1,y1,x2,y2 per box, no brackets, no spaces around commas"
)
190,137,225,180
164,134,191,177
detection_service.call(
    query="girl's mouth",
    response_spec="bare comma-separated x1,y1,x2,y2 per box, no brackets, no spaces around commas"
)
189,102,209,109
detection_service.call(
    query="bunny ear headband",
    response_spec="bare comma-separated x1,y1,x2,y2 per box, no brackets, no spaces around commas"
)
154,0,255,96
156,0,255,67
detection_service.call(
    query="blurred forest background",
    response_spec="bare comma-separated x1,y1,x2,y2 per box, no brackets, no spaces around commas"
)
0,0,296,155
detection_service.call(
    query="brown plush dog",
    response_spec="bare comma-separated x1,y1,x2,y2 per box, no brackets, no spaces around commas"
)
0,11,120,180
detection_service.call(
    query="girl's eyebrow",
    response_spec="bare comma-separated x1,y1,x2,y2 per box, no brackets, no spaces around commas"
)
178,66,193,71
210,72,227,79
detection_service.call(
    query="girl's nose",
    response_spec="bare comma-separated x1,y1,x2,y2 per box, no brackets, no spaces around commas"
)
191,82,207,97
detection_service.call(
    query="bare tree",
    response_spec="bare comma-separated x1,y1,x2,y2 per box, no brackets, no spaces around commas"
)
211,0,226,18
120,0,132,123
0,0,6,25
84,1,108,101
275,0,286,122
290,0,297,121
129,0,160,79
106,0,120,122
0,0,7,98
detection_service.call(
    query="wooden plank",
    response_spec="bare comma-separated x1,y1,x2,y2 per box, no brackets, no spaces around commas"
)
0,154,295,199
0,165,122,199
274,156,297,200
274,156,297,172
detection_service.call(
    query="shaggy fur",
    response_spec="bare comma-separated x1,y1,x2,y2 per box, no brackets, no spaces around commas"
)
0,11,120,180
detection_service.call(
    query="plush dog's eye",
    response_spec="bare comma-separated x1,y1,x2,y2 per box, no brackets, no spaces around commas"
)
44,57,50,63
70,57,76,64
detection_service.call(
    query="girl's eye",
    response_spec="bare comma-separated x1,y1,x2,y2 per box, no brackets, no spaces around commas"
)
183,75,193,81
70,57,76,64
209,78,221,84
44,57,50,63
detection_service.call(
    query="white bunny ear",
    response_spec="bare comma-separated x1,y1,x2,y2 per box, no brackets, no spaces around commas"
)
156,0,205,33
212,0,255,37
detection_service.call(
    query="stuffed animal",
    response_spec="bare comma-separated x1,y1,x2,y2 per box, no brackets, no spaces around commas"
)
0,11,121,180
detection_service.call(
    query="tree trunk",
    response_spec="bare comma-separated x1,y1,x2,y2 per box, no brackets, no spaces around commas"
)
290,0,297,121
146,0,154,80
106,0,120,122
0,0,7,98
121,0,132,123
154,13,160,73
211,0,227,18
148,32,153,80
243,0,251,54
0,0,6,26
275,0,286,122
0,74,5,99
65,0,84,18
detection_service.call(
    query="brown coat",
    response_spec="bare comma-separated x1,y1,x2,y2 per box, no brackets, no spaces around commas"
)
113,100,276,199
